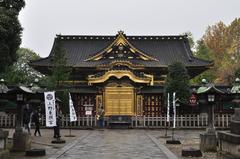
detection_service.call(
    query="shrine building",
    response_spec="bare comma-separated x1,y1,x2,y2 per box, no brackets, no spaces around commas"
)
31,31,212,117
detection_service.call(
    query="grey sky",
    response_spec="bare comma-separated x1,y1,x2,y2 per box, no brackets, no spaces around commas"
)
19,0,240,57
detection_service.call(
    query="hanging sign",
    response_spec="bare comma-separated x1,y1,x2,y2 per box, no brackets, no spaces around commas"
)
69,93,77,122
189,94,197,106
44,91,56,127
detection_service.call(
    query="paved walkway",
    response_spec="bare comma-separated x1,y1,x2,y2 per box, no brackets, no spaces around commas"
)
52,130,177,159
4,129,178,159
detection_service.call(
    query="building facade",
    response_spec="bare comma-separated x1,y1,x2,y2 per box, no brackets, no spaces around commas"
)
31,31,212,117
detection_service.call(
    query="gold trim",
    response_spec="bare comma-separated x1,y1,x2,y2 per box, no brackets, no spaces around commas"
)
85,31,158,61
88,70,153,85
143,73,154,85
98,60,144,70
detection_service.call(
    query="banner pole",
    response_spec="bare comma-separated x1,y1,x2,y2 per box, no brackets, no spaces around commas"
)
65,93,76,137
165,93,170,137
172,92,176,140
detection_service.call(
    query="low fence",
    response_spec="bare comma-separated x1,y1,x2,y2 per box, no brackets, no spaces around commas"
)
0,114,232,129
131,114,231,128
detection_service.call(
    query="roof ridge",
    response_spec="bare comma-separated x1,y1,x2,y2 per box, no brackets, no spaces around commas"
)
56,34,187,41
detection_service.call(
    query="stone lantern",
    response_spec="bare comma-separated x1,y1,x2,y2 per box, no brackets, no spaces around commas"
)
8,86,34,152
197,79,224,152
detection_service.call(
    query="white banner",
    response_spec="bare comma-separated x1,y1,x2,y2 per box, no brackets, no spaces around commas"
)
167,93,170,122
69,93,77,122
173,92,176,128
44,92,56,127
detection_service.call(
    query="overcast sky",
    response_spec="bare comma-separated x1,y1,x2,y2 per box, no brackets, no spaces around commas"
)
19,0,240,57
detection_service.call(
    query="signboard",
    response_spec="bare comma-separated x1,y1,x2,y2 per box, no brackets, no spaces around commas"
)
85,110,92,115
84,104,93,115
44,92,56,127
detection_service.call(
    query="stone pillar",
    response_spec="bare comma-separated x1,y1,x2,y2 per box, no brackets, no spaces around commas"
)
200,104,217,152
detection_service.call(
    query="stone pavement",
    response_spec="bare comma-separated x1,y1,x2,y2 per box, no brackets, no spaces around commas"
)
3,128,90,159
4,128,178,159
51,130,177,159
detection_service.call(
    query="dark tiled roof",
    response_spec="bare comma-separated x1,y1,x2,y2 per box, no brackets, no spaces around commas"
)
31,34,212,68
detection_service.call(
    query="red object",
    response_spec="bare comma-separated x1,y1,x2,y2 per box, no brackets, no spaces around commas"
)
189,94,197,106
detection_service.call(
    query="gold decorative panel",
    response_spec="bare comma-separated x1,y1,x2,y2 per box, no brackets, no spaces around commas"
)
136,95,143,116
105,87,134,116
96,95,103,113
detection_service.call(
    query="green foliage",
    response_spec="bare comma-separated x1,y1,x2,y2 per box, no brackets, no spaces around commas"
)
0,0,25,73
194,40,212,60
0,0,25,13
1,48,43,85
235,67,240,79
56,90,69,114
46,39,70,90
165,62,190,103
191,40,216,84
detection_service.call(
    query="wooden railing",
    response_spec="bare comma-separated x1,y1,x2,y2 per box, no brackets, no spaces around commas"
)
0,114,16,127
0,114,232,129
131,114,231,128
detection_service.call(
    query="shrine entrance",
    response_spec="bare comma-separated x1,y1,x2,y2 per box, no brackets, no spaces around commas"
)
104,86,135,116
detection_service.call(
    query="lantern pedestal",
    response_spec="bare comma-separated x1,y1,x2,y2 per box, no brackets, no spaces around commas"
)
200,105,217,152
200,131,217,152
12,126,31,152
0,129,9,159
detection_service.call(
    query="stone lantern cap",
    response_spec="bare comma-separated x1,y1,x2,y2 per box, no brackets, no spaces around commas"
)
231,84,240,94
197,84,224,94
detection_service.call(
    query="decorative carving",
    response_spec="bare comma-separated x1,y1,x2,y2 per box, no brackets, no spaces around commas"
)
88,70,154,85
85,31,158,61
98,60,144,70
